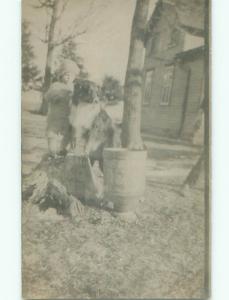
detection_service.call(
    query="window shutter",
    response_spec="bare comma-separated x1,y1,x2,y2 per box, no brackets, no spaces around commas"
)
143,69,155,105
161,65,174,105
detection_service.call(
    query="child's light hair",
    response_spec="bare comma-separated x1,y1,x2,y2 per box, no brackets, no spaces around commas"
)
58,59,80,79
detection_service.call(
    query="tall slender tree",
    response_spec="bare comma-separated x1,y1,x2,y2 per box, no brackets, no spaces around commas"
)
33,0,91,114
42,0,61,100
121,0,150,149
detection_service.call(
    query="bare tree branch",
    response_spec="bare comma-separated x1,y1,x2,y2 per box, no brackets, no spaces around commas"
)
53,29,87,47
53,0,97,47
32,0,55,9
32,30,49,43
56,0,69,20
69,0,97,30
45,5,52,17
178,23,204,37
39,36,49,43
32,0,100,47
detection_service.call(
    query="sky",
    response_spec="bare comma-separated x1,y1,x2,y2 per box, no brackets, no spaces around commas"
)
22,0,156,84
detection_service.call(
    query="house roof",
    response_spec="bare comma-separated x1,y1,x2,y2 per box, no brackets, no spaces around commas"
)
183,33,204,51
175,46,205,62
163,0,205,34
179,24,204,37
145,0,205,44
145,0,163,42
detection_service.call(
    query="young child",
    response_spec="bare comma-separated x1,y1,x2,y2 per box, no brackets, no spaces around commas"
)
45,59,80,157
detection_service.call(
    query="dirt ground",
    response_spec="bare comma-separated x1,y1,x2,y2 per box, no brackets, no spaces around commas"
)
22,91,207,299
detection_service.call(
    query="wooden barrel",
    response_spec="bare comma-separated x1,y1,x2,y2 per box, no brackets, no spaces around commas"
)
103,148,147,212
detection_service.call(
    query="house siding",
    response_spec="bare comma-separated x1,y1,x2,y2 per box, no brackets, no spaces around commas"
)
142,64,190,138
180,57,204,138
141,1,204,140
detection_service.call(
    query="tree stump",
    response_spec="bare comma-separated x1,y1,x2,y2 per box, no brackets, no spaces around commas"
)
23,154,103,217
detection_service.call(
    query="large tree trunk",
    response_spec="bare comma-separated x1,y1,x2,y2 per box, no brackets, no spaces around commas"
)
121,0,150,149
39,0,60,115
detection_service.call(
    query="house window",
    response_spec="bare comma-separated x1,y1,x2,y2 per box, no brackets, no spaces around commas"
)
200,78,205,106
143,69,155,105
150,32,160,54
161,65,174,105
168,28,180,48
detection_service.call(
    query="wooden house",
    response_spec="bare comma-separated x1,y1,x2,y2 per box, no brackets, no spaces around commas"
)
141,0,205,141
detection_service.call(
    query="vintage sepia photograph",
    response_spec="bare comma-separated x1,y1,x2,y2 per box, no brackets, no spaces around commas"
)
22,0,210,299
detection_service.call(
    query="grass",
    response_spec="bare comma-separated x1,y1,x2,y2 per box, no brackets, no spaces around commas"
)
22,91,207,299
